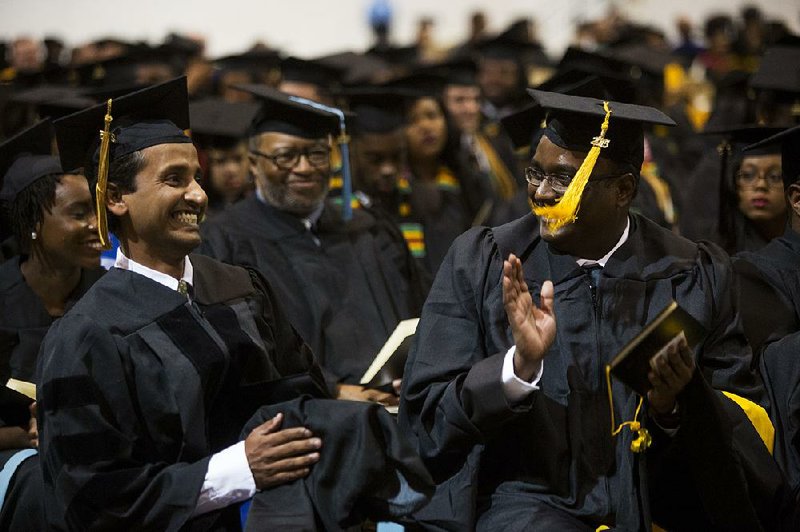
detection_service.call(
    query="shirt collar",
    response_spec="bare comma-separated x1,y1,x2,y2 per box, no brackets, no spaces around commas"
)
114,248,193,292
575,216,631,268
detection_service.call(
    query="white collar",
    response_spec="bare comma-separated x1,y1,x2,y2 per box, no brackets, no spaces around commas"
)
575,217,630,268
113,248,193,293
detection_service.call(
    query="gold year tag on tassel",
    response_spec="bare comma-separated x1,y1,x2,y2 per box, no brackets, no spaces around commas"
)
605,366,652,454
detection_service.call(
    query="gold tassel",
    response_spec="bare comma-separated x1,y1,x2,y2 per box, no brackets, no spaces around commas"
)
95,99,115,250
605,365,652,454
532,101,612,231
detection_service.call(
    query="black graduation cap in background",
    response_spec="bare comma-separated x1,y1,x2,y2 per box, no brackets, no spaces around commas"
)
749,46,800,95
54,76,192,173
339,87,409,134
0,120,62,203
745,124,800,187
9,83,147,121
280,56,345,88
234,84,342,139
366,45,419,67
213,49,282,73
315,51,391,86
703,124,785,154
472,19,551,66
189,98,261,148
72,44,179,87
525,89,676,169
414,57,478,87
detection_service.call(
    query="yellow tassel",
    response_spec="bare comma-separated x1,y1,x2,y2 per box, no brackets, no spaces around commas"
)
95,99,115,250
605,365,652,454
532,102,612,231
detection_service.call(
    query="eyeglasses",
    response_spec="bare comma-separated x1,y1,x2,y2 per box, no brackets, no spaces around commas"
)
735,168,783,189
524,166,626,194
250,146,331,170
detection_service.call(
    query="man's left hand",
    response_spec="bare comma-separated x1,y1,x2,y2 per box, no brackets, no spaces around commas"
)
647,333,695,417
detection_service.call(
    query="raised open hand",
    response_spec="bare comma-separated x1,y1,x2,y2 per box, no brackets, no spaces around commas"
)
502,253,557,381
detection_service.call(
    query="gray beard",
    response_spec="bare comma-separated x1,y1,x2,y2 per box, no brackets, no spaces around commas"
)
261,181,328,216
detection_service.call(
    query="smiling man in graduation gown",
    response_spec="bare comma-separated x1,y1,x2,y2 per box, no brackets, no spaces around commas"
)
37,78,327,531
399,90,795,530
199,86,428,399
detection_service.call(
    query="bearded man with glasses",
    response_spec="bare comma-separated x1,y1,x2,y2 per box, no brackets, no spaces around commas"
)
200,86,428,405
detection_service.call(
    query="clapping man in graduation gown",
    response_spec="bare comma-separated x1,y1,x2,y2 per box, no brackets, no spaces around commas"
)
400,91,795,531
37,78,326,531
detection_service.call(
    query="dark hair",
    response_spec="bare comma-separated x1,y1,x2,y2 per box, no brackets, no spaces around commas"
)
83,150,147,233
4,174,62,254
403,95,488,219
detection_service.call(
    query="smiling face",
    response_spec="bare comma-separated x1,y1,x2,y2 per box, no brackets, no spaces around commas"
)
250,132,331,216
530,135,635,259
36,173,101,269
109,142,206,267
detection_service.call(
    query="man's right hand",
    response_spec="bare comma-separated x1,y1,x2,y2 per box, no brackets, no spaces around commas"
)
244,413,321,490
502,253,557,381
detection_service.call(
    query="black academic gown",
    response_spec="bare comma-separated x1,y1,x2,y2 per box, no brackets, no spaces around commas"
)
37,254,323,531
0,256,104,383
241,397,434,532
735,229,800,498
399,212,790,531
199,197,428,384
0,257,103,531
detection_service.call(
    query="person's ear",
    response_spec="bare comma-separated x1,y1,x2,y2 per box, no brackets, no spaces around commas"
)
787,183,800,218
106,182,128,217
615,173,637,207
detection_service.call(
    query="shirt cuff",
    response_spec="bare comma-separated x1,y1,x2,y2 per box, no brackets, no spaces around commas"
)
193,441,257,517
501,345,543,404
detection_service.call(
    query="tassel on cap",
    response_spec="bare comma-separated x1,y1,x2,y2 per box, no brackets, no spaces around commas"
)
95,98,115,250
532,101,612,231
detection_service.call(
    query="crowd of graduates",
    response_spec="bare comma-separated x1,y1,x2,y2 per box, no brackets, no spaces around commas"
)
1,3,800,530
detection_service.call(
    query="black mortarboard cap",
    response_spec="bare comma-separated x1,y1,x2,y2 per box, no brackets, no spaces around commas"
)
281,56,345,87
189,98,260,147
749,47,800,95
315,51,391,86
417,57,478,87
0,120,62,202
54,76,192,173
381,71,445,97
339,87,408,134
214,49,281,73
703,124,785,154
744,125,800,187
72,43,177,87
234,84,341,139
366,45,420,67
525,89,676,170
501,77,635,151
473,21,551,66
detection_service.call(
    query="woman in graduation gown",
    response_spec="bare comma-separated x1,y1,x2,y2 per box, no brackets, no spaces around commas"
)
0,120,103,530
717,126,787,254
401,93,485,275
